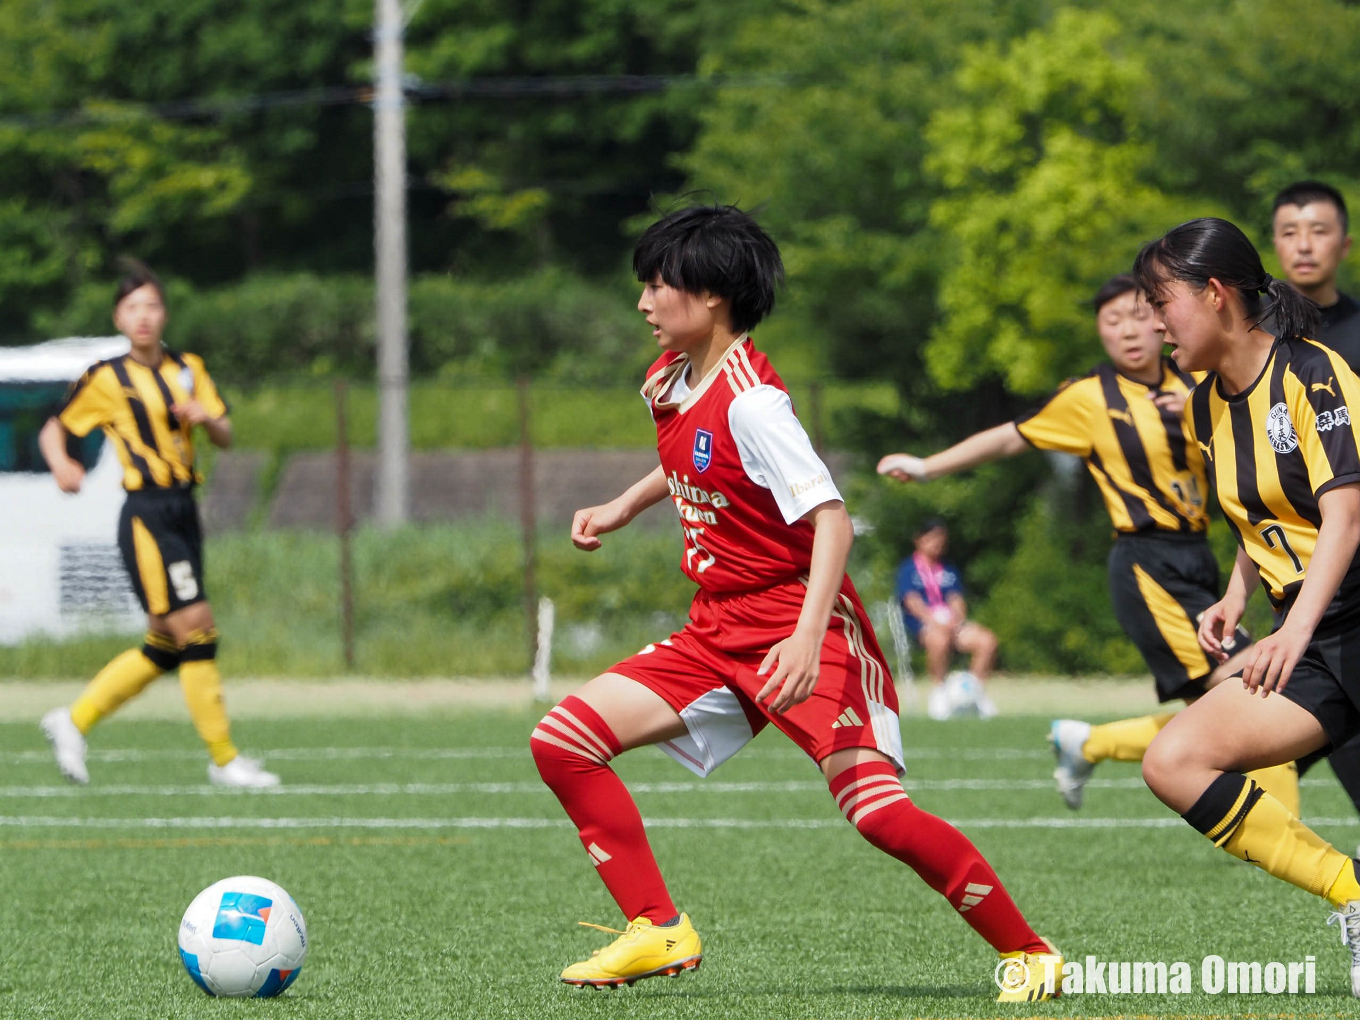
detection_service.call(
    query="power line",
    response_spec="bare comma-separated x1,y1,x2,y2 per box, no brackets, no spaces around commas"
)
0,74,796,130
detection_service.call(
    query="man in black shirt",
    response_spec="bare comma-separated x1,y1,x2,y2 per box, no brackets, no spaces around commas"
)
1273,179,1360,822
1274,180,1360,360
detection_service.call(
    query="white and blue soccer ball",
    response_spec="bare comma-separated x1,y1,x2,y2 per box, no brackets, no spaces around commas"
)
944,671,998,719
177,876,308,998
945,671,983,716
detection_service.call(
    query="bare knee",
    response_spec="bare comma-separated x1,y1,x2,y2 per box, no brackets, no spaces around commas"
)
1142,728,1196,796
920,627,951,655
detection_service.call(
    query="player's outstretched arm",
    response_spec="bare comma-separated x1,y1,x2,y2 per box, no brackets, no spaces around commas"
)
756,498,853,714
1242,484,1360,697
38,417,85,494
877,423,1028,483
571,464,669,551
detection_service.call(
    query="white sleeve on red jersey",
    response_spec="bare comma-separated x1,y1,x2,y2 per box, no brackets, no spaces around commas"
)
727,385,842,524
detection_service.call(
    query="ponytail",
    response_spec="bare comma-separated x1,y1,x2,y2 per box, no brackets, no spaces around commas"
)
1260,276,1319,344
1133,217,1319,341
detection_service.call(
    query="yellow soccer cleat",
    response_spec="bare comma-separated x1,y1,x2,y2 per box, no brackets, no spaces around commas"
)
560,914,702,989
995,939,1063,1002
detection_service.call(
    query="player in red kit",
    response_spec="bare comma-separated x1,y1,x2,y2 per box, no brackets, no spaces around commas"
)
531,205,1061,1000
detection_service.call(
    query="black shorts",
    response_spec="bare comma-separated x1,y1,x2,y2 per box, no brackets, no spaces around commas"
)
1108,532,1246,703
1278,628,1360,753
117,488,207,617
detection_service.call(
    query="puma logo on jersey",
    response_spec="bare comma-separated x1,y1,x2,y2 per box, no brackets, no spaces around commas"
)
1197,440,1213,461
1106,408,1135,427
1312,377,1337,396
831,707,863,729
958,882,993,913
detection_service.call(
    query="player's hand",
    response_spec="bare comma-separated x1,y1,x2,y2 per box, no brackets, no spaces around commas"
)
1240,623,1310,697
571,499,632,551
51,460,85,494
1150,390,1187,416
171,399,212,426
1197,596,1244,663
755,628,822,714
876,453,928,483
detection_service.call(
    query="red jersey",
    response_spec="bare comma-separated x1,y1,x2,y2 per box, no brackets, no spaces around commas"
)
642,336,840,594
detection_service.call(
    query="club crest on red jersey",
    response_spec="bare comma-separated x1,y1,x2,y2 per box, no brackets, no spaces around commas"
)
693,429,714,472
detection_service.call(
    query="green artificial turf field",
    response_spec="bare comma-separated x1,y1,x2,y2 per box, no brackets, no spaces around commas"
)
2,704,1357,1019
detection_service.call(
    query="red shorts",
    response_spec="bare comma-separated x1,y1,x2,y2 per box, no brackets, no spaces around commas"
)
610,578,904,776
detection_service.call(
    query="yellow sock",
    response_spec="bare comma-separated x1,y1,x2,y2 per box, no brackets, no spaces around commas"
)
1082,712,1177,763
1186,772,1350,902
69,634,177,733
1327,858,1360,906
1245,761,1300,817
179,628,237,767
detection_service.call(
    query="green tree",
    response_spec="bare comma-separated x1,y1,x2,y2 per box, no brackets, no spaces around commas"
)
923,8,1198,396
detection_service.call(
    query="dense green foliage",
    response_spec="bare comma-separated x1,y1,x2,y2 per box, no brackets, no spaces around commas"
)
4,1,1356,674
3,710,1358,1017
221,377,898,451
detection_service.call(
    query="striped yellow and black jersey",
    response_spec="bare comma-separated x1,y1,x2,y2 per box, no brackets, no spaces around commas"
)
1015,359,1208,534
1187,338,1360,624
58,349,227,492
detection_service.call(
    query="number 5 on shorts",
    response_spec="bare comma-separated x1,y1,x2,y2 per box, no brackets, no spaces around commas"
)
168,560,199,601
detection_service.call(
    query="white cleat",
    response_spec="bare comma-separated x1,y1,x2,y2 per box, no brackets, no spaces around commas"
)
209,755,281,789
1326,897,1360,997
1049,719,1094,810
40,708,89,785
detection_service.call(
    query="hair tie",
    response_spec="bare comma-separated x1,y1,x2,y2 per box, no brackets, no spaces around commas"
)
1259,273,1273,293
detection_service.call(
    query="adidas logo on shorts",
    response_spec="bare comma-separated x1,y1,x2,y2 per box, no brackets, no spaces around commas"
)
830,707,863,730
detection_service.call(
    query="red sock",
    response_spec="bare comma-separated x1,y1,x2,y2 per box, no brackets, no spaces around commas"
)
830,762,1047,954
531,695,677,924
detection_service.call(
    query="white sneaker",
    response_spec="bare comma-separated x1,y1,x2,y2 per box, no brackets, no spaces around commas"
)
1049,719,1095,810
927,684,953,721
40,708,88,785
1326,897,1360,997
209,756,280,789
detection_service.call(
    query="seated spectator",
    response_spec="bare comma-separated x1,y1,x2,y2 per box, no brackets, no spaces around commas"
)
895,519,998,720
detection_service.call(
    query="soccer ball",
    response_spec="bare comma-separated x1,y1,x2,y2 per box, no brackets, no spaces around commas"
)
177,876,308,997
944,671,997,718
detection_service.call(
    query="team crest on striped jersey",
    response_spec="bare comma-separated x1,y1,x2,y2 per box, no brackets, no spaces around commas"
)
692,429,714,472
1266,402,1298,454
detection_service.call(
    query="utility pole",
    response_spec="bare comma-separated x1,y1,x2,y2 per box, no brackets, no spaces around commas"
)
373,0,409,527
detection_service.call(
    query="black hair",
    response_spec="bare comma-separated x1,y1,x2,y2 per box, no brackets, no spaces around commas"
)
1133,217,1319,343
1272,180,1349,234
1091,273,1139,314
915,517,948,538
632,204,784,334
114,260,166,308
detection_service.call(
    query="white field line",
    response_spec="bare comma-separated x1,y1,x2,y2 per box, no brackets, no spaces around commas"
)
0,745,1052,765
0,778,1136,798
0,776,1343,798
2,814,1358,831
